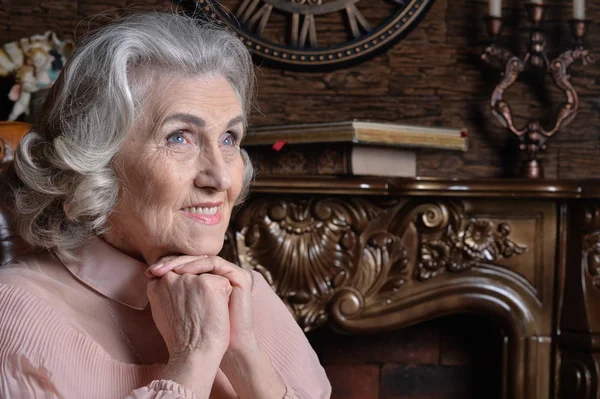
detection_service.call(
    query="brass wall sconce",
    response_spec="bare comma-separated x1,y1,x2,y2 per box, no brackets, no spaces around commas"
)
482,1,593,178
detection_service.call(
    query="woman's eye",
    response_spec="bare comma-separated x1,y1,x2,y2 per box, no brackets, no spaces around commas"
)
166,132,186,145
222,133,236,146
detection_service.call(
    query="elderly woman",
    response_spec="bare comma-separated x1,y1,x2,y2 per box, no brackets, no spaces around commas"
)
0,12,331,399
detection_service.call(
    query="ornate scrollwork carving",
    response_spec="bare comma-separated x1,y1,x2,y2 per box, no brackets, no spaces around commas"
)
418,217,527,281
583,231,600,288
225,197,527,331
579,203,600,290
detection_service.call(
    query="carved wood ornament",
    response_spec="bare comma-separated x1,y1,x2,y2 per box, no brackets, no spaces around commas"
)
582,205,600,291
584,231,600,289
225,197,527,332
559,203,600,399
219,177,566,399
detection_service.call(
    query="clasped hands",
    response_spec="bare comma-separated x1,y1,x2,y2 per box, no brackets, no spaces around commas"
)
144,255,287,398
145,255,257,359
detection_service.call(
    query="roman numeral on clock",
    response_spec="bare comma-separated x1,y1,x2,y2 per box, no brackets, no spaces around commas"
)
345,4,372,39
236,0,273,35
291,13,317,48
206,0,429,68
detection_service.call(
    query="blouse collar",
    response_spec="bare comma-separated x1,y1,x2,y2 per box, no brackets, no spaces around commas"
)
57,237,149,310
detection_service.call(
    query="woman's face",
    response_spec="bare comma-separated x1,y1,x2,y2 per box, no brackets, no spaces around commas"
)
106,74,245,264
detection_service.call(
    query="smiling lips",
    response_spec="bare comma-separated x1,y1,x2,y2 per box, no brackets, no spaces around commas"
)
182,205,222,225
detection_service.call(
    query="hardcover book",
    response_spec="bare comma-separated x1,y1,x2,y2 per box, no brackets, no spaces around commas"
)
245,120,468,151
244,121,467,177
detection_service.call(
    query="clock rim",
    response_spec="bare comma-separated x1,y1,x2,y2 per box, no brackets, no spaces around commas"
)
198,0,435,67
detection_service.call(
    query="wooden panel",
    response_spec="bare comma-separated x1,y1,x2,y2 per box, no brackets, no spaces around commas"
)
256,55,391,96
2,0,599,177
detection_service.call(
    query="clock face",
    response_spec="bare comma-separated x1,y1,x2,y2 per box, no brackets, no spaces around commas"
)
194,0,434,68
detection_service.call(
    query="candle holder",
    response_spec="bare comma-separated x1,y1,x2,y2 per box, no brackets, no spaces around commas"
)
481,1,594,178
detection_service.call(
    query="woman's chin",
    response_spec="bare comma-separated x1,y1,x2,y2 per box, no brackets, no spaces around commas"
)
179,241,225,257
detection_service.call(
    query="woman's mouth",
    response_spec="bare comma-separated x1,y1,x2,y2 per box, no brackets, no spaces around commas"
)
181,206,222,225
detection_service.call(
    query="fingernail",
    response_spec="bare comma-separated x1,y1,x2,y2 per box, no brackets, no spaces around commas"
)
150,263,163,271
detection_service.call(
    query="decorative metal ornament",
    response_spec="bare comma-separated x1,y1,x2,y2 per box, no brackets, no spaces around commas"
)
193,0,434,69
481,3,594,179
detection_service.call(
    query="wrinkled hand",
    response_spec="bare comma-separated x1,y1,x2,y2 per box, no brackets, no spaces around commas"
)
148,256,287,399
147,270,233,359
147,255,257,354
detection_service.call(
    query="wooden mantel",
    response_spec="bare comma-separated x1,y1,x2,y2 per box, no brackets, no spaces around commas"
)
252,175,600,197
223,176,600,399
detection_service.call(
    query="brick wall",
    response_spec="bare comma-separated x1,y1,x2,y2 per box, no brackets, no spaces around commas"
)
308,315,504,399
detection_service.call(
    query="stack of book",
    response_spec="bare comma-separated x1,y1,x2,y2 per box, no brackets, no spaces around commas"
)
243,120,468,177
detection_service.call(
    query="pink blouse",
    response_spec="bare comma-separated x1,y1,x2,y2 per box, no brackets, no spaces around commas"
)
0,238,331,398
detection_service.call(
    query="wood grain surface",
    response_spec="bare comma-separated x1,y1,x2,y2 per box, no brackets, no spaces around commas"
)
1,0,598,175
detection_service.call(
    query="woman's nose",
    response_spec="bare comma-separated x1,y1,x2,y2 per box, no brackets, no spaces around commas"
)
193,145,232,192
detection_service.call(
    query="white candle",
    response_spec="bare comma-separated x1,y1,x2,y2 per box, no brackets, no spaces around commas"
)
489,0,501,17
573,0,585,19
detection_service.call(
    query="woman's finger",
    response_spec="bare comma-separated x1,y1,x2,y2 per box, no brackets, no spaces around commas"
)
145,255,209,277
174,258,250,289
147,256,252,289
187,257,252,289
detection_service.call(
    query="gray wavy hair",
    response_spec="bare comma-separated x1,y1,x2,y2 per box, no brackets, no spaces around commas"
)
2,12,255,253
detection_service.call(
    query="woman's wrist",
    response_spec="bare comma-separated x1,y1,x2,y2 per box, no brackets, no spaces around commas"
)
221,345,287,399
163,349,225,398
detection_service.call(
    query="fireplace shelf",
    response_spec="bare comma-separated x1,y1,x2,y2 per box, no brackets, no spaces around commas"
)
223,176,600,399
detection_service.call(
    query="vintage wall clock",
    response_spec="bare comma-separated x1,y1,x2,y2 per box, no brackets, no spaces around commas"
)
192,0,435,69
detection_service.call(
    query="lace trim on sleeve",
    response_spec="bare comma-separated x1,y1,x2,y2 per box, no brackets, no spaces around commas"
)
128,380,200,399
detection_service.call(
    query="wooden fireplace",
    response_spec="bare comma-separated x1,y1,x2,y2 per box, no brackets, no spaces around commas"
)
222,176,600,399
